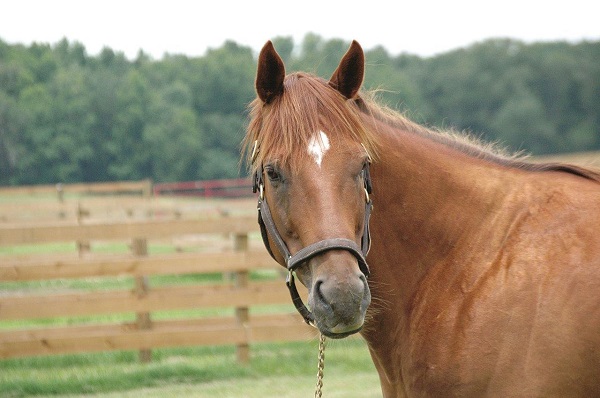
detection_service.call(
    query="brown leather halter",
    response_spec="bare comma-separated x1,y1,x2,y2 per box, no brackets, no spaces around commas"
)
252,144,373,326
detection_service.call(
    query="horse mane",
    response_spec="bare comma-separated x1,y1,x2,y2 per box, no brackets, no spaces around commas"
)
244,72,380,172
245,72,600,183
355,91,600,183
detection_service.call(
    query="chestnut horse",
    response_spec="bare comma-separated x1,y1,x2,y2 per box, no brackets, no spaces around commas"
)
244,40,600,397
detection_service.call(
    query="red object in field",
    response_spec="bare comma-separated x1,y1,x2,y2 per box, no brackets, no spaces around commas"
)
153,178,253,198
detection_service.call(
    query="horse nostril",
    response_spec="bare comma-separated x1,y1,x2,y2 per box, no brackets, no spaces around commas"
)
358,272,367,285
313,275,367,309
314,279,327,305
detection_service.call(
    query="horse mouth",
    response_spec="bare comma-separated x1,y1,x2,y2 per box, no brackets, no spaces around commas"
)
317,319,365,339
320,325,364,339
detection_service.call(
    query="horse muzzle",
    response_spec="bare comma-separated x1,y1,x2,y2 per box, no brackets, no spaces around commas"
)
307,252,371,338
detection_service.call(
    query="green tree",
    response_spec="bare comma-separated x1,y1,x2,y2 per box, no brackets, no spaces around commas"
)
0,91,26,183
198,113,246,179
143,85,202,182
1,35,599,186
19,66,95,183
363,46,428,119
107,70,153,180
191,41,255,115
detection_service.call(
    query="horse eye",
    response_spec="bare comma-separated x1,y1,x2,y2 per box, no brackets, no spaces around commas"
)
265,166,281,182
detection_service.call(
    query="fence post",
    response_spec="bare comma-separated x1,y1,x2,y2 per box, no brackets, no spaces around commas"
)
56,183,68,220
56,183,64,203
132,237,152,363
234,233,250,364
76,202,91,256
142,179,153,198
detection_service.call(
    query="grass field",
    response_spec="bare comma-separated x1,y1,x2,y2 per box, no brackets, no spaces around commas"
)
0,339,379,397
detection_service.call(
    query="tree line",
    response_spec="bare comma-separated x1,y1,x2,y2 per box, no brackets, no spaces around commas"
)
0,34,598,185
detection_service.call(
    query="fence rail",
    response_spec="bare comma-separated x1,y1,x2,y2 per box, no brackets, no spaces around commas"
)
0,216,258,245
1,251,272,281
0,314,313,359
0,179,153,198
0,197,316,362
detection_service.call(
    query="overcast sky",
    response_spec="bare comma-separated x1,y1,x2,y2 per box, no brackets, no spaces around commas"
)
1,0,598,59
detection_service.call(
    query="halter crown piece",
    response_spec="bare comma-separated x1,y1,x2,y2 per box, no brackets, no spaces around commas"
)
251,140,373,326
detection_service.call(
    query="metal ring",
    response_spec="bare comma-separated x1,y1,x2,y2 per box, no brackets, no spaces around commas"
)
364,187,370,203
259,183,264,200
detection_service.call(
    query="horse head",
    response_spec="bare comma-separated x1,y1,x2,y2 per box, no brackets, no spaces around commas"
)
247,40,373,338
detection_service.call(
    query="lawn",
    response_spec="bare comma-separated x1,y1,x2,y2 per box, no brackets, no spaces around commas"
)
0,339,380,397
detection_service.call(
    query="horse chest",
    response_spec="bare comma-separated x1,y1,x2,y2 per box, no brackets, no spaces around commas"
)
393,257,600,397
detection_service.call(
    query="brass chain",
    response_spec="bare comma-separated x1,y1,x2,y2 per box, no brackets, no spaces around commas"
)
314,333,326,398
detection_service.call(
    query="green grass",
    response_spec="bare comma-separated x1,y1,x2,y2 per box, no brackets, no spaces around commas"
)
0,242,79,256
0,240,200,257
0,339,379,397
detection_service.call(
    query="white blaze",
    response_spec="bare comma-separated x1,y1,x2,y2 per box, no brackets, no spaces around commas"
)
307,130,331,167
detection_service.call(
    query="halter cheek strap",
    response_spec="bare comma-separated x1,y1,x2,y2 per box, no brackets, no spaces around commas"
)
253,159,373,326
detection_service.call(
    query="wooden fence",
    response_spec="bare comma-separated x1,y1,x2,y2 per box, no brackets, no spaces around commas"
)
0,197,316,363
4,150,596,362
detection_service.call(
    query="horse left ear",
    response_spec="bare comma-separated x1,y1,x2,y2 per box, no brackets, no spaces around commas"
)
256,41,285,104
329,40,365,99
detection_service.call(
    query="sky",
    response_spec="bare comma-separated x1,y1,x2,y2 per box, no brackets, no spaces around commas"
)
1,0,598,59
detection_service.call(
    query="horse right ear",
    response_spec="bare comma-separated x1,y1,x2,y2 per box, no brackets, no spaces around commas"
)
256,41,285,104
329,40,364,99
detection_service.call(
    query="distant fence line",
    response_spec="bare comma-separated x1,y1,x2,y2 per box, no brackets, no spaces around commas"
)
2,150,600,200
0,178,256,199
0,179,153,199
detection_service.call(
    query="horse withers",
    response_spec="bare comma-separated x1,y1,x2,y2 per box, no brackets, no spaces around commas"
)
244,40,600,397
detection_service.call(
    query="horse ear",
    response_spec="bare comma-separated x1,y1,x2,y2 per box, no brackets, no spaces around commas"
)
256,41,285,103
329,40,365,99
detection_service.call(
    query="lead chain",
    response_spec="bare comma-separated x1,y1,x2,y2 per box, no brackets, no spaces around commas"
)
314,333,326,398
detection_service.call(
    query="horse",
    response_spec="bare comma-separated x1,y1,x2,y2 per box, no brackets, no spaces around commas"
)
243,40,600,397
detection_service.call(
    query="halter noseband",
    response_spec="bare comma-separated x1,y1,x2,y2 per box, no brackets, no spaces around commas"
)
251,142,373,326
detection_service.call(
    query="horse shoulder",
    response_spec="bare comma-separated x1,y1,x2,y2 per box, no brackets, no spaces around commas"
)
401,173,600,396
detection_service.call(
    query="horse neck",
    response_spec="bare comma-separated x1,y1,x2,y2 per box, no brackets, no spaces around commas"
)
363,117,523,335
